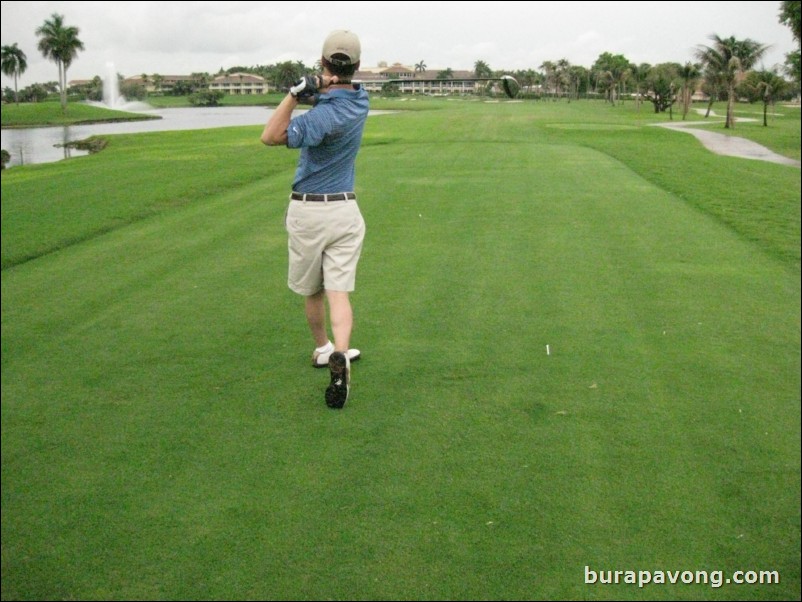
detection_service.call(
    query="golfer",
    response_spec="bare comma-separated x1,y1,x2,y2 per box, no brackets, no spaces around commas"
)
261,30,368,409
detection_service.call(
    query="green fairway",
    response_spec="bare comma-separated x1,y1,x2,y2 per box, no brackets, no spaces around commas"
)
1,99,800,600
0,101,159,128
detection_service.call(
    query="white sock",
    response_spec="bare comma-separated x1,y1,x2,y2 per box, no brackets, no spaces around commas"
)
315,341,334,354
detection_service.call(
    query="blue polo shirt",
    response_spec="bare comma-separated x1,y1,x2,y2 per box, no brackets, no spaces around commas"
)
287,86,369,194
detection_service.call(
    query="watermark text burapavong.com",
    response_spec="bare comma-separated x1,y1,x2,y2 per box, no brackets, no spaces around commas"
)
584,566,780,589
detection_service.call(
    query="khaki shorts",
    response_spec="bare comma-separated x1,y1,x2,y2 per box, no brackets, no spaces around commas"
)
285,196,366,296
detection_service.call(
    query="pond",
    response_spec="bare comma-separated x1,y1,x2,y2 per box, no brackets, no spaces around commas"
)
1,105,280,168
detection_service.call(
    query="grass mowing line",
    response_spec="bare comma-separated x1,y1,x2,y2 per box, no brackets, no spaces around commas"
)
546,123,801,270
354,134,799,599
2,100,799,600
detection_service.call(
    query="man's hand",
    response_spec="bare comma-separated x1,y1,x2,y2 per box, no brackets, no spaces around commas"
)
290,75,319,99
290,74,340,99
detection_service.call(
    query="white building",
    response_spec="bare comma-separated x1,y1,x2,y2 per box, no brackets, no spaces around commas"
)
209,73,269,95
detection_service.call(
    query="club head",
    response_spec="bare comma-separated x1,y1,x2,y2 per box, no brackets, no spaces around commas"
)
501,75,520,99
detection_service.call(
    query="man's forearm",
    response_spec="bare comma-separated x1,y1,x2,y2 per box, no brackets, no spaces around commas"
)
261,93,298,146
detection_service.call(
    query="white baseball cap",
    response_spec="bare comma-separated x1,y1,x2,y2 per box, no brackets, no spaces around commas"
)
322,30,361,66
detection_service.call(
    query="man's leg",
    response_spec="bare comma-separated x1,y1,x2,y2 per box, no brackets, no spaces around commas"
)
305,290,329,348
325,290,352,352
325,290,352,409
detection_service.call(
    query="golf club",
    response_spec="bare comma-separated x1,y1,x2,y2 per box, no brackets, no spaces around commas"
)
356,75,520,98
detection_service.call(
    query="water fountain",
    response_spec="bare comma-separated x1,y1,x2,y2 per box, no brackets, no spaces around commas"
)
99,62,152,111
103,61,123,108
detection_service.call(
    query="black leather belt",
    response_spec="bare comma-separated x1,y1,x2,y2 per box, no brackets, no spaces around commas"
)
290,192,356,202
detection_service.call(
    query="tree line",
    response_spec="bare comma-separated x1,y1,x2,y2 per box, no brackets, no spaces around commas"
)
511,35,793,126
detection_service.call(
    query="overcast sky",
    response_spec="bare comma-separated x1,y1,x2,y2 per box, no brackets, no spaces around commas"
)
1,0,796,87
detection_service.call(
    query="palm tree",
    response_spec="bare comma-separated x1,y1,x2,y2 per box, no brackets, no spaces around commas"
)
695,34,768,129
567,65,588,100
555,58,571,100
272,61,303,90
592,52,631,105
630,63,651,110
474,60,492,78
1,43,27,105
152,73,164,95
779,1,801,86
415,60,427,73
740,68,789,126
596,69,616,104
699,62,725,118
189,72,211,93
519,68,538,96
35,13,84,112
779,0,801,44
539,61,556,99
678,62,702,120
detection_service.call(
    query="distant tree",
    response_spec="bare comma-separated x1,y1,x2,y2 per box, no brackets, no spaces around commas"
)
739,68,789,125
67,76,99,101
380,81,400,96
779,0,801,86
567,65,588,100
516,68,540,96
88,75,103,101
592,52,630,105
20,82,49,102
1,43,27,105
415,60,427,73
597,69,615,103
699,61,725,117
539,59,573,100
644,63,681,113
272,60,305,90
474,60,492,78
35,13,84,112
539,61,556,99
189,72,211,92
779,0,801,42
695,34,768,128
436,68,453,80
678,62,702,119
630,62,652,110
784,51,801,90
152,73,164,95
189,89,225,106
556,58,571,99
119,80,146,100
171,79,193,96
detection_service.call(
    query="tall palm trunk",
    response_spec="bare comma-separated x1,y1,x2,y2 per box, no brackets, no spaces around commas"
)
681,85,688,120
59,60,68,112
726,82,735,128
705,93,714,117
